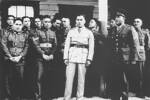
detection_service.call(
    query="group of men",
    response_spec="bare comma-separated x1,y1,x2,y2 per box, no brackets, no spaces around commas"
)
0,10,150,100
107,12,150,100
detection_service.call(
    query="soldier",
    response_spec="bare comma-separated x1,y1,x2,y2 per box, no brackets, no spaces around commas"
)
0,15,15,100
22,16,36,98
108,12,137,100
51,18,62,32
108,19,116,34
133,18,150,97
1,18,28,100
62,17,71,39
88,18,108,97
25,16,43,99
31,15,57,100
4,15,15,30
34,17,42,30
63,14,94,100
61,17,71,51
22,16,31,31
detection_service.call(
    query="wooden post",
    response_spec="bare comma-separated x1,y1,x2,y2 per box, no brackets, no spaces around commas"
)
98,0,108,24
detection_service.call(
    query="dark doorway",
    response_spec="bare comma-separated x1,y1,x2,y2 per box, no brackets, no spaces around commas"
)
59,4,94,27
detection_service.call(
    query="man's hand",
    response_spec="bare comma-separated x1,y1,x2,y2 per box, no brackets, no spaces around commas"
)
64,59,69,66
42,54,49,60
131,61,136,64
47,55,54,61
15,56,22,62
43,54,54,61
86,60,91,67
9,56,22,63
9,57,16,62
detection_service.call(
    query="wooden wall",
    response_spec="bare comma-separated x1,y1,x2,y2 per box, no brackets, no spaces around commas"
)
39,0,98,19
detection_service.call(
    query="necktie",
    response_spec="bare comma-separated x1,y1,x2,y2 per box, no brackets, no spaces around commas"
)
78,28,81,33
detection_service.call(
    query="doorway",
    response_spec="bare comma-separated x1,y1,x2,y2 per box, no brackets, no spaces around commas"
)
59,4,94,27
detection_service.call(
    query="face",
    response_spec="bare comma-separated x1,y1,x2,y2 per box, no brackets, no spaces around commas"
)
89,19,97,28
13,20,23,32
43,18,52,29
109,19,116,27
7,16,14,26
54,19,61,28
23,17,31,28
76,16,86,28
115,16,125,26
62,18,70,28
35,18,42,28
133,18,142,28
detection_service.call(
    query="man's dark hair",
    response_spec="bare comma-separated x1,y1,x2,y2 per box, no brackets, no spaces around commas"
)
14,18,23,23
76,14,86,20
43,15,51,20
34,15,43,21
7,15,15,20
22,16,31,21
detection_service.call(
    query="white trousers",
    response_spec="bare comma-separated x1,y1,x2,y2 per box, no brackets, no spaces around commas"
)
64,63,86,100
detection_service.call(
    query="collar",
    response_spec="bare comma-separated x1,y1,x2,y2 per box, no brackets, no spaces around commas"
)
76,26,86,31
91,27,98,33
13,30,22,34
116,23,125,31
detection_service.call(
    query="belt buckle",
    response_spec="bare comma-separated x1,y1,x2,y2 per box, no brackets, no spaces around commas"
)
46,43,49,47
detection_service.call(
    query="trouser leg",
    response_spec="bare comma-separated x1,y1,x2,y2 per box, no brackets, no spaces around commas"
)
76,64,86,100
35,61,44,99
110,63,128,100
8,62,24,99
17,64,24,98
99,75,106,97
64,63,76,100
137,61,145,97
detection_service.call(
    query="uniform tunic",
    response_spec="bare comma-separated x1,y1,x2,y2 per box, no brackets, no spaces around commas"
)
1,29,28,99
64,27,94,63
32,28,57,58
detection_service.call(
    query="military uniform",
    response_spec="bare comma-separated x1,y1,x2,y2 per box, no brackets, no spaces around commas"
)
63,27,94,100
53,26,71,97
134,28,150,96
0,28,13,99
89,27,108,97
1,29,28,99
108,24,137,100
32,28,57,99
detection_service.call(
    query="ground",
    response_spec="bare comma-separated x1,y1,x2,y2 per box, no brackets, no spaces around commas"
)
52,97,146,100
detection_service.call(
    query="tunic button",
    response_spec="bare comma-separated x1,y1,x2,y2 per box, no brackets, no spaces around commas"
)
116,43,119,46
116,48,119,52
115,39,118,41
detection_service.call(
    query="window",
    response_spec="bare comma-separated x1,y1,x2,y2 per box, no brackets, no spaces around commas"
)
8,6,34,17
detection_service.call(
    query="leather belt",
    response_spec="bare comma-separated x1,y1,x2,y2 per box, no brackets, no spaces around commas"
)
40,43,52,48
139,46,144,50
70,44,88,48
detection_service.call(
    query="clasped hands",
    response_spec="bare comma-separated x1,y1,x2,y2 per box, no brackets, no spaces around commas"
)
42,54,53,61
9,55,22,63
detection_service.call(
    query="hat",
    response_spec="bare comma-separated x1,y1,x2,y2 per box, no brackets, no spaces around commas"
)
116,12,125,18
116,9,127,18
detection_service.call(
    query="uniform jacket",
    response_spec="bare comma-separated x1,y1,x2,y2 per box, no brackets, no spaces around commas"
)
31,28,57,58
108,24,137,63
1,29,28,60
135,28,150,61
63,27,94,63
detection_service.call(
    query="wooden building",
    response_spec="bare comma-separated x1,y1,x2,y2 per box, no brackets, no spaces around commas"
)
0,0,109,28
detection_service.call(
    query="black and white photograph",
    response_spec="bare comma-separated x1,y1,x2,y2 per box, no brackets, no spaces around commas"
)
0,0,150,100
